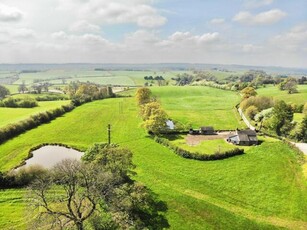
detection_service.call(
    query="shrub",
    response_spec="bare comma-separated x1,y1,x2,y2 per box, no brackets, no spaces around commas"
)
0,97,38,108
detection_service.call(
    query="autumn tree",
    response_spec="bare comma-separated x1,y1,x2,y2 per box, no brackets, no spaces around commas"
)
240,86,257,99
143,106,168,134
135,87,152,105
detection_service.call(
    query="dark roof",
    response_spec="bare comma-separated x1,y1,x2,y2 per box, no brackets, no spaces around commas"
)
237,129,257,142
237,129,257,136
200,126,214,131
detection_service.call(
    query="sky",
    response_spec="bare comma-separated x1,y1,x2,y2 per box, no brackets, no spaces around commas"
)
0,0,306,68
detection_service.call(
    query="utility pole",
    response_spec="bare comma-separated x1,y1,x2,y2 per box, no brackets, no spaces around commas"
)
108,124,111,144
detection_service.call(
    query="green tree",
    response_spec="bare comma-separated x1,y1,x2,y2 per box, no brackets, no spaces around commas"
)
278,78,298,94
136,87,151,105
271,100,293,136
0,85,10,99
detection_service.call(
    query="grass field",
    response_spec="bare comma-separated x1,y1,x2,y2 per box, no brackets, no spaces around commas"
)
257,85,307,104
0,100,70,128
150,86,246,129
0,94,306,229
11,70,191,86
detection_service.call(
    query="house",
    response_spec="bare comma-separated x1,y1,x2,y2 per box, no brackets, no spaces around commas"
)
166,120,175,130
227,129,258,146
199,126,215,135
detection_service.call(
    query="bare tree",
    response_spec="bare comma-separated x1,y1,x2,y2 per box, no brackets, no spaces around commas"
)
28,160,108,230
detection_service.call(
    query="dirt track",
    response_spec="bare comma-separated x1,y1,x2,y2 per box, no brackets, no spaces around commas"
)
185,132,234,145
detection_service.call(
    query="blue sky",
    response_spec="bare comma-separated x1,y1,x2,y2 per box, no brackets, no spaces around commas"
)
0,0,306,68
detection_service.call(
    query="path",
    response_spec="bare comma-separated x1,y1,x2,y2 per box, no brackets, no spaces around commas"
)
237,107,255,130
292,142,307,155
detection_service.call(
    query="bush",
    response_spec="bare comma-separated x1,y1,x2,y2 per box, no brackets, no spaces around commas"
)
0,97,38,108
36,94,68,101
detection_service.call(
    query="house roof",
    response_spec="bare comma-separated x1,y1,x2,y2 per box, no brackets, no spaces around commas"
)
237,129,257,136
228,129,258,143
237,129,257,142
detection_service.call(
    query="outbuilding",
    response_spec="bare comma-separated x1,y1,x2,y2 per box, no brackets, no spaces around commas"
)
200,126,215,135
227,129,258,146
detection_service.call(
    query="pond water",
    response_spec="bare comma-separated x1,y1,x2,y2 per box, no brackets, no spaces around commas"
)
20,145,84,169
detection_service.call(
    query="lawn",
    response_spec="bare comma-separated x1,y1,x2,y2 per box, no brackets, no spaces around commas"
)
170,137,243,154
150,86,246,129
0,96,306,229
0,100,71,128
257,85,307,105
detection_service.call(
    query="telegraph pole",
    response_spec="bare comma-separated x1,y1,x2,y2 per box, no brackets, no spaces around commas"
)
108,124,111,144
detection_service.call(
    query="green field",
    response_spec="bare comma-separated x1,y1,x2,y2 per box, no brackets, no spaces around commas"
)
0,91,306,229
10,70,191,87
257,85,307,104
150,86,245,129
0,100,70,128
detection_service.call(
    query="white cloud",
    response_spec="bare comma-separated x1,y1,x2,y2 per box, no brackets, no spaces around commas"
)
0,3,23,22
270,24,307,52
233,9,286,25
168,31,220,44
59,0,167,28
70,20,100,33
210,18,225,25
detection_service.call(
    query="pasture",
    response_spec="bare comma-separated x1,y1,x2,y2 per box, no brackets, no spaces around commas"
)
150,86,246,129
11,70,191,86
257,85,307,105
0,95,306,229
0,100,70,128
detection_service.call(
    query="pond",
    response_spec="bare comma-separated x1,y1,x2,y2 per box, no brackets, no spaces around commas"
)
20,145,84,169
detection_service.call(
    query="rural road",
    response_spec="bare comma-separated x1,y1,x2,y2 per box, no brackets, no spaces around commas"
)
292,143,307,155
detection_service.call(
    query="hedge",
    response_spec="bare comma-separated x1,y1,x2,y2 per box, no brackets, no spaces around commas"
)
154,136,244,161
0,103,75,144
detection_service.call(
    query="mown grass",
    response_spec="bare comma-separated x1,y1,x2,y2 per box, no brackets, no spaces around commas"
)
169,137,246,155
150,86,246,129
0,95,306,229
257,85,307,105
0,100,70,128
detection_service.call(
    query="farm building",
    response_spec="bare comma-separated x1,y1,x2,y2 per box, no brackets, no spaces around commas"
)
227,129,258,146
200,126,215,135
